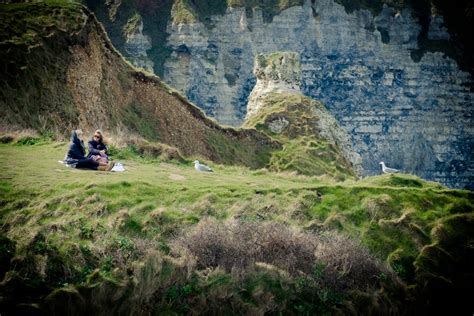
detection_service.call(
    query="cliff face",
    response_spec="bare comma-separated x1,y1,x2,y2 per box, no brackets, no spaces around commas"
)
122,13,154,72
0,2,277,168
159,0,473,189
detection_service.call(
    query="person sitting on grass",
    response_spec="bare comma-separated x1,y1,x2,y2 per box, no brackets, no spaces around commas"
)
87,129,108,164
65,129,114,171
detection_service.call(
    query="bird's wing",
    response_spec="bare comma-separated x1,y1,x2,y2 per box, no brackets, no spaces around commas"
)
197,164,213,172
386,167,399,173
202,165,213,172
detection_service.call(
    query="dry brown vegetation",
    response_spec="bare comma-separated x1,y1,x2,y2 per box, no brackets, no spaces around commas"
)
173,219,396,292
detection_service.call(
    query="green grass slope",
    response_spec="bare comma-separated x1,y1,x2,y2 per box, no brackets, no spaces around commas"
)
244,93,358,181
0,142,472,314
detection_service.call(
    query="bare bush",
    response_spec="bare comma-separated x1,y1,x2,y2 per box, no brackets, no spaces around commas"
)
173,219,318,275
172,219,395,292
132,140,183,161
0,128,40,143
315,232,394,291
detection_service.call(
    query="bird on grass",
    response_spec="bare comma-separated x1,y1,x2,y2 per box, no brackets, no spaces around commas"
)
193,160,213,172
379,161,399,174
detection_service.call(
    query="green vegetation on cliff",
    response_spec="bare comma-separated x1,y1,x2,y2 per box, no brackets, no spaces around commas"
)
0,141,472,314
0,1,84,131
244,93,357,181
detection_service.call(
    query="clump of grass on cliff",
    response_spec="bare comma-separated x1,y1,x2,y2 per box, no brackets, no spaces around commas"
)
0,142,473,314
122,12,142,36
0,1,83,45
171,0,198,24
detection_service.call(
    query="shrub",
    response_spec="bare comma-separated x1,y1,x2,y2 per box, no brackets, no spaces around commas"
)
314,232,394,291
172,219,395,291
107,140,184,161
16,136,42,145
173,219,317,274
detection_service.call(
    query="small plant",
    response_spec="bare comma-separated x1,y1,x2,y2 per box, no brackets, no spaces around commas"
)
16,136,42,146
100,256,113,273
79,223,94,240
314,231,395,291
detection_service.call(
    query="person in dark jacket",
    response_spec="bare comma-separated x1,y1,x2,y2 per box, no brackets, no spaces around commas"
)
87,129,108,163
65,130,112,171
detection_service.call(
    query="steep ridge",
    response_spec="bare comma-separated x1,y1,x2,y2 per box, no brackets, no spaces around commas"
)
0,2,277,168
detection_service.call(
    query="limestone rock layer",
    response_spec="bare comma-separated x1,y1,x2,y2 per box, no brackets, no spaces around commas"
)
161,0,473,189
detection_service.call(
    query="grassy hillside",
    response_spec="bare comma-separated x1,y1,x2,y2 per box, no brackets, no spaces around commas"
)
0,1,278,169
0,141,472,314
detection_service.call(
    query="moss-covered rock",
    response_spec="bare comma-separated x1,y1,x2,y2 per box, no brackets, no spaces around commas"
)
244,92,361,180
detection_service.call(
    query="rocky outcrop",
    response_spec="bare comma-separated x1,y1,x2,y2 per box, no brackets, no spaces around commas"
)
246,52,302,119
105,0,121,22
161,0,473,189
245,52,362,175
123,13,154,72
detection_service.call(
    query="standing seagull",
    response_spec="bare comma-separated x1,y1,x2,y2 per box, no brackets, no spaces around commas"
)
193,160,213,172
379,161,399,174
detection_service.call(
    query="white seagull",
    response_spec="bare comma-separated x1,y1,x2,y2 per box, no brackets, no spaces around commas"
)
193,160,213,172
379,161,399,174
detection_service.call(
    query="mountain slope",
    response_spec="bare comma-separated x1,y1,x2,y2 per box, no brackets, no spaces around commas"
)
0,1,277,168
